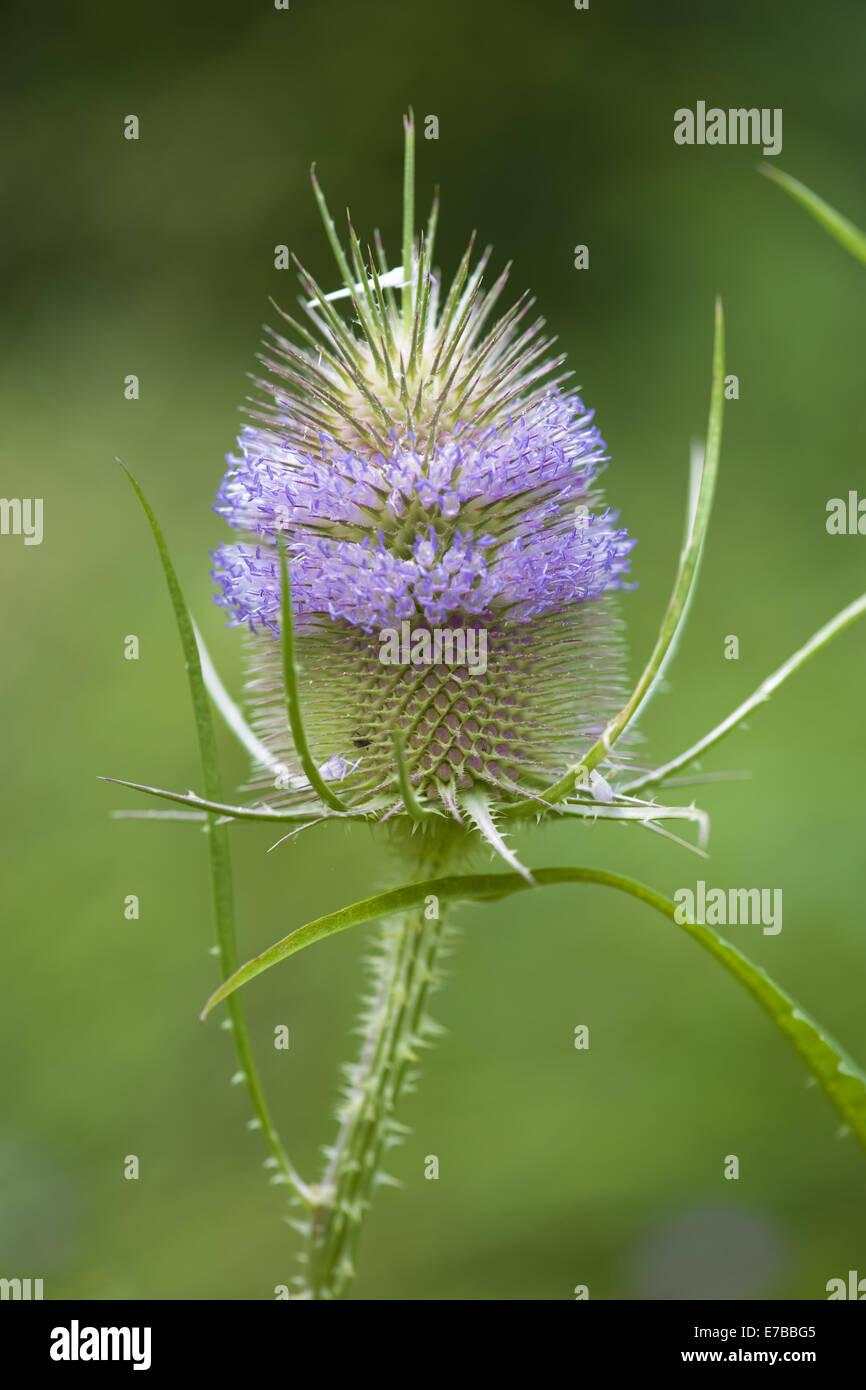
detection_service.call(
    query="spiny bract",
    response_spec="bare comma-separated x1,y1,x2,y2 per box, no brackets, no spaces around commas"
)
212,124,635,841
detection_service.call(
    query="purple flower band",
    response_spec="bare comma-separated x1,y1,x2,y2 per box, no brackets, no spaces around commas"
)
212,390,635,633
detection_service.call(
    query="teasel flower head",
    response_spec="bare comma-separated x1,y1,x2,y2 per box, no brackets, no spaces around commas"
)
211,114,636,864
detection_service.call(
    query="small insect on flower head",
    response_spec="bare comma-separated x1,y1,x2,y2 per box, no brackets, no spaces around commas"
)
212,113,636,862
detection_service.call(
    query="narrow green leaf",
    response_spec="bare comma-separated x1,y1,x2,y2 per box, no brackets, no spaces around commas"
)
425,188,440,277
623,591,866,795
373,226,399,316
118,465,307,1200
100,775,367,824
278,540,348,813
310,163,369,306
401,107,415,338
192,618,289,780
761,164,866,267
345,218,386,371
504,297,725,820
200,864,866,1156
431,233,477,370
367,247,399,369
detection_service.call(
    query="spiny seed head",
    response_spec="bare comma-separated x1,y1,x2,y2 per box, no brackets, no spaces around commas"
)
212,132,636,837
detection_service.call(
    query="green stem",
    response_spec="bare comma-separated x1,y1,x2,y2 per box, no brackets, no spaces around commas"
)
338,903,447,1293
304,823,460,1299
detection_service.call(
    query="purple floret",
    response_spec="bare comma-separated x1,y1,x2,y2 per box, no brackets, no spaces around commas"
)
212,389,635,634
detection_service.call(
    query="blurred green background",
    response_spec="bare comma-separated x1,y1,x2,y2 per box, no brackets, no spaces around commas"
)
2,0,865,1301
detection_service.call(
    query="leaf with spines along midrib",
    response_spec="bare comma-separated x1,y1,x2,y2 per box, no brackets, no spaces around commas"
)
198,864,866,1157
